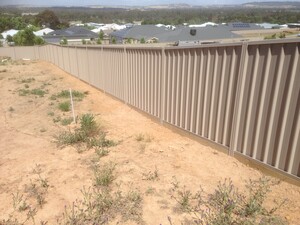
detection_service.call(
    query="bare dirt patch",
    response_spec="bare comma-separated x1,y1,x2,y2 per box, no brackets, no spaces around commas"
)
0,60,299,224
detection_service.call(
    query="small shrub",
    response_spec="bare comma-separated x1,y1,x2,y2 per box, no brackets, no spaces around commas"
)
31,88,46,97
21,78,35,83
170,177,287,225
80,113,99,135
47,111,54,116
8,106,15,112
55,114,116,151
93,162,116,187
58,101,70,112
95,147,110,158
135,133,152,142
264,34,277,40
142,167,159,181
24,84,29,88
61,117,73,126
53,116,61,123
54,89,86,101
18,89,30,96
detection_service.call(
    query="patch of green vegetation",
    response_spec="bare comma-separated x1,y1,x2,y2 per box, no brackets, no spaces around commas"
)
95,147,110,158
55,114,116,151
53,116,61,123
18,88,47,97
21,78,35,83
52,89,87,102
31,88,47,97
47,111,54,117
59,163,143,224
142,167,159,181
61,117,73,126
18,89,30,96
135,133,153,142
58,101,70,112
93,162,116,187
170,177,287,225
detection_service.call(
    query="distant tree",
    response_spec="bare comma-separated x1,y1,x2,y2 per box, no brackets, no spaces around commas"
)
13,28,35,46
60,37,68,45
111,37,116,44
279,32,286,39
6,35,13,43
96,39,102,45
34,36,45,45
0,34,3,39
140,37,145,44
82,39,86,45
99,30,104,40
0,41,3,47
264,34,277,40
35,10,60,29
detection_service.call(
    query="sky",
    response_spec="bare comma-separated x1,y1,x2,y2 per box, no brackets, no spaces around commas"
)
0,0,298,6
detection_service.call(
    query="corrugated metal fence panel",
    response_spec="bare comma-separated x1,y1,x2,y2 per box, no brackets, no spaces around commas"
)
102,48,126,101
87,47,101,88
126,49,162,117
163,45,242,147
68,47,79,77
62,47,71,74
76,47,89,82
0,47,16,59
15,46,37,60
231,42,300,177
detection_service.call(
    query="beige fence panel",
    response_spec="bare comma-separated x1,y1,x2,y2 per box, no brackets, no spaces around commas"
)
67,47,79,77
231,40,300,177
101,47,126,101
62,46,71,73
76,47,89,82
86,47,100,88
126,48,162,117
163,45,242,147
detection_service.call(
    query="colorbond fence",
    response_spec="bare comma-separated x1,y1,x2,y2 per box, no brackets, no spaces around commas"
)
1,39,299,180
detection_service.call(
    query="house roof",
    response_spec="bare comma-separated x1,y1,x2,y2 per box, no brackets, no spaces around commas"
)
1,29,19,39
223,23,264,31
45,26,98,38
111,25,241,43
44,26,98,43
33,28,54,37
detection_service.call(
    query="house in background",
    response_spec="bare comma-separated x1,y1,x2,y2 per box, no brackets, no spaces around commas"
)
110,25,241,44
1,29,19,39
33,28,54,37
43,26,98,44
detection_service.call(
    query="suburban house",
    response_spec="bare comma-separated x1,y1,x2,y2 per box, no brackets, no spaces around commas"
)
1,29,19,39
110,25,241,44
43,26,98,44
33,28,54,37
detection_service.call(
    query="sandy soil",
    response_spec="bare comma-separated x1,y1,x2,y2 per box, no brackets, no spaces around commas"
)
0,60,299,224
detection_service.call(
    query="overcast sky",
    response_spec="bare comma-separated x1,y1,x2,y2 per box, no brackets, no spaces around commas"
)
0,0,297,6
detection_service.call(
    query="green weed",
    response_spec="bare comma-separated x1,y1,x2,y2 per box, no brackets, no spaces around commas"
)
21,78,35,83
61,117,73,126
170,177,287,225
142,167,159,181
58,101,70,112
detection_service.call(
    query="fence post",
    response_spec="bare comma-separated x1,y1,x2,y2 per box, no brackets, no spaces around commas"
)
228,42,248,156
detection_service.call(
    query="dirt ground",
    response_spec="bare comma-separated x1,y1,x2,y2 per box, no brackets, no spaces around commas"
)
0,59,299,224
